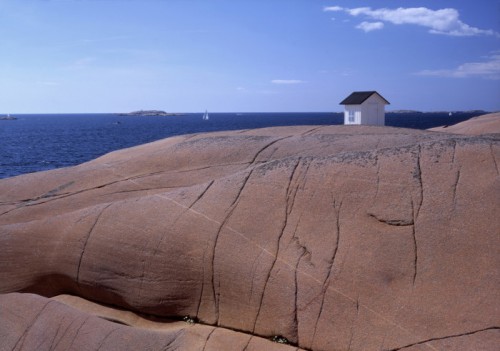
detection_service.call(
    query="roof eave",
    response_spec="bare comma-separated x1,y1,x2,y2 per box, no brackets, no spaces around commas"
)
339,91,390,105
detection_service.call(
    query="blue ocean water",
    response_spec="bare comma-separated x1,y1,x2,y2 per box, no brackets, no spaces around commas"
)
0,112,483,179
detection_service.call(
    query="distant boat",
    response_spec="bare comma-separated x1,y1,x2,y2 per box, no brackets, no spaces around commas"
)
449,112,453,116
202,110,209,120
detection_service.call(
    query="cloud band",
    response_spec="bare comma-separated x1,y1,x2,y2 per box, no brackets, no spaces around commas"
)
324,6,499,37
416,53,500,80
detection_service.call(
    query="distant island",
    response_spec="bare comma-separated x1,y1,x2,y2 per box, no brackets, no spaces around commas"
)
117,110,186,117
386,110,424,114
0,115,17,120
387,109,489,114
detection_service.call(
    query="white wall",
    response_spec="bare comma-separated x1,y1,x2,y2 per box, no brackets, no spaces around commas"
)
344,105,362,125
362,94,386,126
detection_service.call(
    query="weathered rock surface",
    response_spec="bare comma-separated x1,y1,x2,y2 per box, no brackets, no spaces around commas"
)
1,120,499,350
0,293,300,351
429,112,500,135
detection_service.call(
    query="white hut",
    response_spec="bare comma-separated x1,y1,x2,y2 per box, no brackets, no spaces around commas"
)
340,91,389,126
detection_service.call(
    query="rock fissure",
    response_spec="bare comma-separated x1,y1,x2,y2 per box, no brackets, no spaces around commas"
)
208,170,256,324
241,335,253,351
50,316,79,350
311,198,342,348
249,136,290,164
410,200,418,287
195,239,210,317
66,316,90,350
95,326,120,351
368,213,414,226
414,145,424,219
252,159,301,333
11,300,53,351
0,177,138,217
76,204,113,285
189,180,215,209
451,139,457,164
201,327,217,351
1,165,234,216
45,321,63,350
211,204,237,325
160,336,178,351
293,249,307,345
490,144,499,176
410,146,425,287
3,181,77,207
229,169,254,209
300,126,325,136
347,297,360,351
411,225,418,287
374,155,381,200
452,168,461,208
98,186,179,196
287,158,303,214
384,326,500,351
136,205,189,302
174,162,251,174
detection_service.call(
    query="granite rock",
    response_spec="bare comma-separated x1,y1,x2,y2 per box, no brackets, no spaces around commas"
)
1,119,499,350
429,112,500,135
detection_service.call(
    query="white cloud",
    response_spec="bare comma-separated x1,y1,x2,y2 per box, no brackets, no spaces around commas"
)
324,6,499,37
271,79,304,85
356,21,384,32
324,6,344,12
416,53,500,79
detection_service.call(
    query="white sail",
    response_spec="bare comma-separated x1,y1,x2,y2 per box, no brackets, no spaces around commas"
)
203,110,209,120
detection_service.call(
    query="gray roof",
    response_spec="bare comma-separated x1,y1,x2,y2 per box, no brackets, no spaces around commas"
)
339,91,390,105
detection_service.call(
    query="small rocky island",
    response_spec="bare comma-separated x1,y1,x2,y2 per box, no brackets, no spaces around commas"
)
0,115,17,120
117,110,185,116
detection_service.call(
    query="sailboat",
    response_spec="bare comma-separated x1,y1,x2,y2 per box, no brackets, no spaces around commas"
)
202,110,209,120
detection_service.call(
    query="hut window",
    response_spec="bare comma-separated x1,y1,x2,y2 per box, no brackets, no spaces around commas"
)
348,110,355,123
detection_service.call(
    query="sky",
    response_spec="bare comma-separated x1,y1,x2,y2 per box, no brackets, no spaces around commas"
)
0,0,499,113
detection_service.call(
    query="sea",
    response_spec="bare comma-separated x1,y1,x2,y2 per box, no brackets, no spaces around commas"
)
0,111,485,179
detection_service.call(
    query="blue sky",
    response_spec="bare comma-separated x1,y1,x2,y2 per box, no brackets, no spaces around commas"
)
0,0,499,113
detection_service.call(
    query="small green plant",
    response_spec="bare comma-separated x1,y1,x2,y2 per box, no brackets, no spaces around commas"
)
271,335,289,344
182,315,197,324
